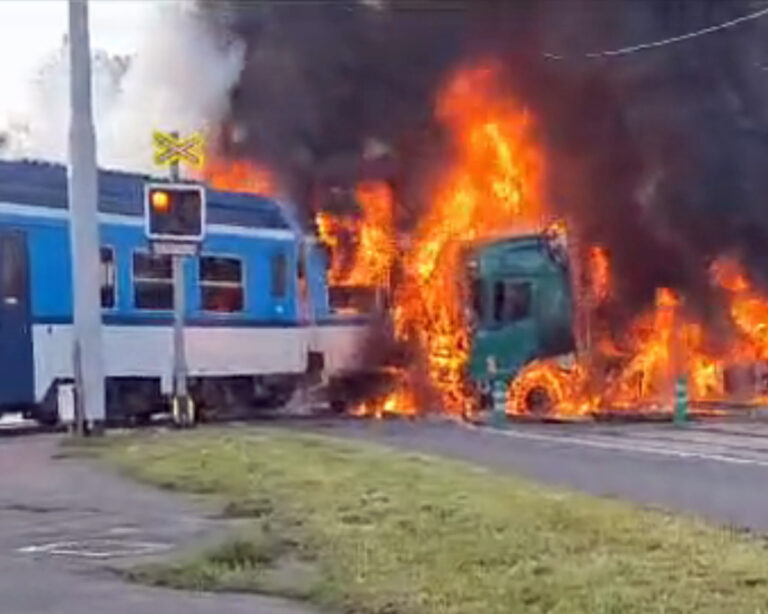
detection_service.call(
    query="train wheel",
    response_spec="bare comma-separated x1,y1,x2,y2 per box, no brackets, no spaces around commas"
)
329,397,347,414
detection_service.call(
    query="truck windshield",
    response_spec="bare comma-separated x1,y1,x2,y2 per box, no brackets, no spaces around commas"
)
493,280,531,324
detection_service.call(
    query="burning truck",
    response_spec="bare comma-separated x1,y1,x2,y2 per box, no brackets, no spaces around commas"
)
312,64,587,419
195,0,768,421
310,63,768,421
318,207,577,416
464,226,576,415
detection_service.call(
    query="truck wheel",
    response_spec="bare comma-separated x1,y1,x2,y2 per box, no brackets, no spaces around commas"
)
524,386,553,415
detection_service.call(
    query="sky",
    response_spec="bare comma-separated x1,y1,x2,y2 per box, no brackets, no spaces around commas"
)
0,0,244,172
0,0,154,123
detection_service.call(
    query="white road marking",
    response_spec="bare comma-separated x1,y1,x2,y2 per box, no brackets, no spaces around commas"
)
17,538,172,558
469,424,768,468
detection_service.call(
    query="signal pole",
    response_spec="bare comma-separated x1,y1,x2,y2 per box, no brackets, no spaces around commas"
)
148,130,205,426
168,137,191,426
67,0,105,431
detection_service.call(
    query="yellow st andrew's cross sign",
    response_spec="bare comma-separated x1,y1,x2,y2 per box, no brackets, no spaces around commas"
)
152,131,205,168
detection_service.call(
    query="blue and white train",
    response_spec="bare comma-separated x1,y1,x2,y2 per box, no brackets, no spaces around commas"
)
0,159,367,424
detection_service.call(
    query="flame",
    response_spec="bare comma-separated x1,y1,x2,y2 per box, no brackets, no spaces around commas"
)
315,181,397,289
604,288,681,407
518,286,691,415
382,64,546,416
316,211,355,285
202,157,275,196
347,182,396,287
333,65,768,420
509,359,593,416
589,246,610,303
352,385,418,419
713,258,768,361
510,280,729,414
683,323,723,400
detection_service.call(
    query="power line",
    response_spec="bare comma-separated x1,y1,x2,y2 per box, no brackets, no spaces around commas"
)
544,4,768,60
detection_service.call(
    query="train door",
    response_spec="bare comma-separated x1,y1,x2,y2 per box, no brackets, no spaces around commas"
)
0,231,33,406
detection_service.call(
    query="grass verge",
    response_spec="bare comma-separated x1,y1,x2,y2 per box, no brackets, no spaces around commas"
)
94,427,768,613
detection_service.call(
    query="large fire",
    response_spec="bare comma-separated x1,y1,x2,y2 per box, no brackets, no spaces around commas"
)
393,65,545,416
317,64,768,420
510,255,768,416
345,65,548,417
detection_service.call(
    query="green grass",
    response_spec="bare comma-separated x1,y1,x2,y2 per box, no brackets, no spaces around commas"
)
94,427,768,613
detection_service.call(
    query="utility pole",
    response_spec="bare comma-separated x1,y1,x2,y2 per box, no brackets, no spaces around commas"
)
67,0,105,432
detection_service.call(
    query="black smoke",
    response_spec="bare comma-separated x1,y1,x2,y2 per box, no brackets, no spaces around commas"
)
199,0,473,224
201,0,768,330
522,0,768,333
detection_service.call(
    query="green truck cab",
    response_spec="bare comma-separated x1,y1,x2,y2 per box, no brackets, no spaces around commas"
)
464,230,576,407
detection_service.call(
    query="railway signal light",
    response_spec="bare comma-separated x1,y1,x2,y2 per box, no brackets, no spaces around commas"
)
144,182,206,242
150,189,170,212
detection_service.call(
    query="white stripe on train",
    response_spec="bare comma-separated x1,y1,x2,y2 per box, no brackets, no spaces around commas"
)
31,323,365,402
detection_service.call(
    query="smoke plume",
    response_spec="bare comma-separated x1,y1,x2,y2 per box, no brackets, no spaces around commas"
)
0,1,244,174
206,0,768,330
3,0,765,331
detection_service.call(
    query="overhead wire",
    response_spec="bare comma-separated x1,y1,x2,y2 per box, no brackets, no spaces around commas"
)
543,4,768,60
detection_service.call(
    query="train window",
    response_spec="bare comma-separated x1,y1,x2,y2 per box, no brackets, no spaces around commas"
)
100,247,116,309
0,235,23,303
271,252,287,298
200,256,243,312
493,280,531,324
133,251,173,310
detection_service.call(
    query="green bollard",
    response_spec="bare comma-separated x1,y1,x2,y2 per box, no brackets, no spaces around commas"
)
491,378,508,429
674,375,688,426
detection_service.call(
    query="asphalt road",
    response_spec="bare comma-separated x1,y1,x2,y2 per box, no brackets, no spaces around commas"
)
307,416,768,531
0,434,320,614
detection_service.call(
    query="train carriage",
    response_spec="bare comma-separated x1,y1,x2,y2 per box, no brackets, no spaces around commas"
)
0,159,366,423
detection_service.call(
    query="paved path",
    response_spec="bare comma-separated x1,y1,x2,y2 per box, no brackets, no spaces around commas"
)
0,434,319,614
307,417,768,531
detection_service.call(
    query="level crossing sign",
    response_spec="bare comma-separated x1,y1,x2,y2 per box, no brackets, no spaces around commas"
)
152,131,205,168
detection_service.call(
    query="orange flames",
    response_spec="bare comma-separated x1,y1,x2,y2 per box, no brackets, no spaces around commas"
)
316,211,353,284
602,288,683,408
510,286,694,416
351,384,418,419
366,64,547,417
202,157,275,196
318,64,768,420
509,359,592,416
713,258,768,362
517,253,768,416
348,182,397,287
316,182,397,288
